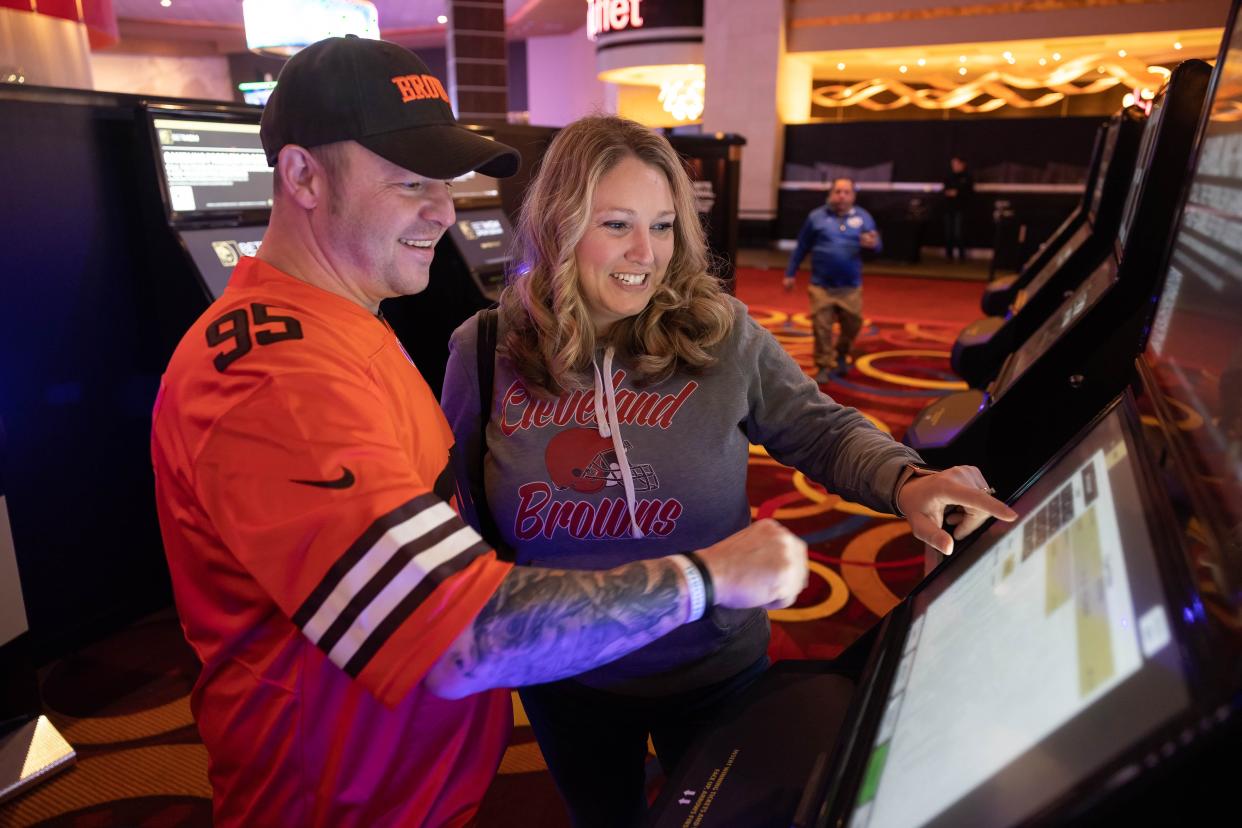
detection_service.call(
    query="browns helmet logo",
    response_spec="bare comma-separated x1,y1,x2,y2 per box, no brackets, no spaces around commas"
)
544,428,659,494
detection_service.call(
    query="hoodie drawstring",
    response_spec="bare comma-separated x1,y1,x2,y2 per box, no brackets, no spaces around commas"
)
592,346,644,539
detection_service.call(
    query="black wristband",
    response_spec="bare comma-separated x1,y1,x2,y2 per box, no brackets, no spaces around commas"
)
683,550,715,608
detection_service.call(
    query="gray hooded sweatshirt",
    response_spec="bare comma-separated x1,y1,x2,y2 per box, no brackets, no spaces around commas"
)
441,296,923,695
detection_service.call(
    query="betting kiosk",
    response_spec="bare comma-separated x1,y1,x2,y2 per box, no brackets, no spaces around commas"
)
381,145,517,398
950,109,1144,388
979,123,1107,316
650,14,1242,824
905,60,1213,495
138,103,272,350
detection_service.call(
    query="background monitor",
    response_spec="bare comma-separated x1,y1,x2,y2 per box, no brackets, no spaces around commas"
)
848,401,1190,828
148,105,272,225
446,207,514,275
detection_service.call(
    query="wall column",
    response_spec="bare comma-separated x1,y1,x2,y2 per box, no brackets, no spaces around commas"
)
447,0,508,123
702,0,787,237
0,0,117,89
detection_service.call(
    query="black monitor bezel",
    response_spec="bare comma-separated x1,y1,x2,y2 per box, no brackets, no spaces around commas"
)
821,391,1223,828
144,101,272,229
1086,114,1123,227
1115,87,1170,259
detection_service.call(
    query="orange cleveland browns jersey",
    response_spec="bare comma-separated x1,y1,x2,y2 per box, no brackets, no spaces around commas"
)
151,256,513,828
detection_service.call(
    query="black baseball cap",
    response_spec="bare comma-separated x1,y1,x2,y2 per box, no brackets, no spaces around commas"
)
260,35,520,179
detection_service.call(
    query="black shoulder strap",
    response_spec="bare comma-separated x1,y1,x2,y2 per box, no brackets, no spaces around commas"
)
477,307,498,433
473,308,510,560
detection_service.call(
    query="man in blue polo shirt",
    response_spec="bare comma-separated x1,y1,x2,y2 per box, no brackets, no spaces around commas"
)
784,177,881,383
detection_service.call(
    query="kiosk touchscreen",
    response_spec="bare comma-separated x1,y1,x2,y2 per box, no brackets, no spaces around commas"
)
146,104,272,300
842,403,1188,828
151,114,271,218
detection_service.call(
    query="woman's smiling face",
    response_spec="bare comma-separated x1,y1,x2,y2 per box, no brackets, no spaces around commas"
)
574,155,676,335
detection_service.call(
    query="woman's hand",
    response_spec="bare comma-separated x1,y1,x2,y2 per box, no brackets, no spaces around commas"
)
897,465,1018,555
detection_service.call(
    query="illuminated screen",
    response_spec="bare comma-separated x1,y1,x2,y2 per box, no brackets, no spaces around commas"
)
447,207,514,273
153,115,273,218
994,258,1118,400
847,404,1189,828
1118,94,1168,250
1146,13,1242,552
180,226,266,299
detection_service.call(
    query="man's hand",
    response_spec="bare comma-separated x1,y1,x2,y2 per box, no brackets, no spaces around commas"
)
783,275,796,293
944,187,958,198
860,230,880,250
695,518,808,610
897,465,1018,555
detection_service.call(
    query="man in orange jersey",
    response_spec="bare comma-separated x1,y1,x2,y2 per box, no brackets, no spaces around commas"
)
151,36,810,828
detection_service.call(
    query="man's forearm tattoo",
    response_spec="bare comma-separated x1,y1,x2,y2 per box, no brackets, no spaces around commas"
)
449,560,685,688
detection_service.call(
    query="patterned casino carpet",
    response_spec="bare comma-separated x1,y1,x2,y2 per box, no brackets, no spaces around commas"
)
0,267,987,828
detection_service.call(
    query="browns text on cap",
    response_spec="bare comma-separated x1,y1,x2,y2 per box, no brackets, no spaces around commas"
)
260,35,520,180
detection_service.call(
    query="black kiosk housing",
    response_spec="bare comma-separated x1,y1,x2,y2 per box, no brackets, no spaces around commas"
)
904,59,1213,497
949,109,1144,388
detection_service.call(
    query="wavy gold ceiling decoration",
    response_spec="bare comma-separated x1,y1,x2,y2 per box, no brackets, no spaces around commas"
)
811,53,1167,111
792,0,1184,30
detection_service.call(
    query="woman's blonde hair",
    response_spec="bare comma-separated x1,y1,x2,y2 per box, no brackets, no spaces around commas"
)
499,115,734,396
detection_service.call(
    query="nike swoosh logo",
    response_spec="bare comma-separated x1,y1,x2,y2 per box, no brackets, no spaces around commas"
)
291,467,356,489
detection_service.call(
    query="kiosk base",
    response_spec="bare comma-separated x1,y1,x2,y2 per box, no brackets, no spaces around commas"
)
951,317,1006,389
904,389,987,459
981,274,1018,316
649,662,854,828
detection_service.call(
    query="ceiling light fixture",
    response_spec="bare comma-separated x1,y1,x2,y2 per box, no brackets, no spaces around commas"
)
659,77,705,122
437,14,447,24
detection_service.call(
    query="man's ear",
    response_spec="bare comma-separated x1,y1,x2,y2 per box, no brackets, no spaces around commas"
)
275,145,327,210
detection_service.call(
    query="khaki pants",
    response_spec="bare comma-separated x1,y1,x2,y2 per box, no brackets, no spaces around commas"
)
807,284,863,370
